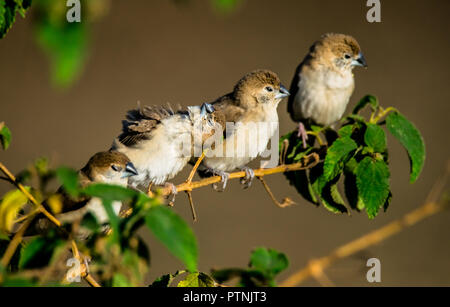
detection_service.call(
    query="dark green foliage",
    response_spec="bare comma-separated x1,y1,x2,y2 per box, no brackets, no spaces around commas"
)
386,112,426,183
282,96,425,219
0,123,12,150
0,0,31,39
146,206,198,272
212,247,288,287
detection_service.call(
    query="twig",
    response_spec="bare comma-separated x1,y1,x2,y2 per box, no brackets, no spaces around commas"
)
257,177,295,208
160,153,320,196
279,163,449,287
183,151,207,221
0,215,34,268
186,191,197,222
0,161,102,287
0,162,61,227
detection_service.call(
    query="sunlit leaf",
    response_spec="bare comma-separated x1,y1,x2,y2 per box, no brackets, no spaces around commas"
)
145,206,198,272
56,167,79,197
386,112,425,183
0,123,12,150
112,273,133,287
0,188,30,233
322,137,358,181
177,272,215,287
356,157,390,219
364,123,387,153
150,270,185,287
249,247,288,278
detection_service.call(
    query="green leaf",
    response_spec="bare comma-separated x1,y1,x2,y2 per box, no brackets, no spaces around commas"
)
356,157,390,219
82,183,141,202
322,137,358,181
249,247,289,277
1,277,36,287
0,123,12,150
56,167,79,197
211,0,241,13
145,206,198,272
364,123,387,153
178,272,216,287
320,179,348,214
112,273,133,287
338,125,353,138
353,95,379,114
386,112,425,183
0,187,30,233
19,236,65,269
36,20,87,87
150,270,185,287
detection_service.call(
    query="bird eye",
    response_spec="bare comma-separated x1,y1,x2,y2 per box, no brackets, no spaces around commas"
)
344,54,351,59
111,165,122,172
265,86,273,92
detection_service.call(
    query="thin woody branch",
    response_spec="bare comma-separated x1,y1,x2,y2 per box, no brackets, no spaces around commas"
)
279,162,450,287
0,161,102,287
159,153,321,196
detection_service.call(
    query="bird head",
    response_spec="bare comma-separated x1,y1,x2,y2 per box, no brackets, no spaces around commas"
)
314,33,367,71
82,151,138,186
234,70,290,108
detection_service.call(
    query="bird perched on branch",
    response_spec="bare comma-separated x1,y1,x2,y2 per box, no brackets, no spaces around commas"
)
287,33,367,147
195,70,290,190
111,102,223,198
26,151,138,237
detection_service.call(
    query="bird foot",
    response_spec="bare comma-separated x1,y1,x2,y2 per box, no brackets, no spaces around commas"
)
211,170,230,192
240,167,255,189
297,122,308,149
165,182,178,206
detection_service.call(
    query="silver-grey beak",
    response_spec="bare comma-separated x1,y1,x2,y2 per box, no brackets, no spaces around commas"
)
200,102,214,118
352,52,368,68
275,85,290,99
124,162,138,177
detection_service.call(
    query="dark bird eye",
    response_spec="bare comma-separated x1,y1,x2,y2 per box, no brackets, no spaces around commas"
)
265,86,273,92
111,165,122,172
344,54,351,59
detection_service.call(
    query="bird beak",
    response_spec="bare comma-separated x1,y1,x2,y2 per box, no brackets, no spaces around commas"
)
275,85,290,99
352,52,368,68
200,103,215,118
124,162,138,177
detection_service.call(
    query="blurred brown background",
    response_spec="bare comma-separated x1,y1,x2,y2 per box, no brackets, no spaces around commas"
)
1,0,449,286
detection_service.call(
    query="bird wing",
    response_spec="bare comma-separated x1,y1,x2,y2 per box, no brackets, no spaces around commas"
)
211,94,246,139
118,105,177,147
287,62,303,121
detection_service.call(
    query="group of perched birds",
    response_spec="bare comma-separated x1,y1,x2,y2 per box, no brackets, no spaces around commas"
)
25,33,367,235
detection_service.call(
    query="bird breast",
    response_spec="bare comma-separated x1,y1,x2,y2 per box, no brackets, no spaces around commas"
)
297,68,355,126
202,105,279,172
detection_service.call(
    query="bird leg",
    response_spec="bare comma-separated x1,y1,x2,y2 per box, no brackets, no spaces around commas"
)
165,182,178,206
297,122,309,149
240,167,255,189
210,170,230,192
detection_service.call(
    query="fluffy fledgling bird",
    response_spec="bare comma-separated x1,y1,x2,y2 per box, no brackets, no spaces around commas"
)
27,151,138,236
111,103,222,194
287,33,367,146
196,70,290,190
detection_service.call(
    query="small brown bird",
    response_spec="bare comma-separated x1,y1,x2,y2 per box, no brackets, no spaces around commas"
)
197,70,290,190
111,103,222,195
288,33,367,147
27,151,138,236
